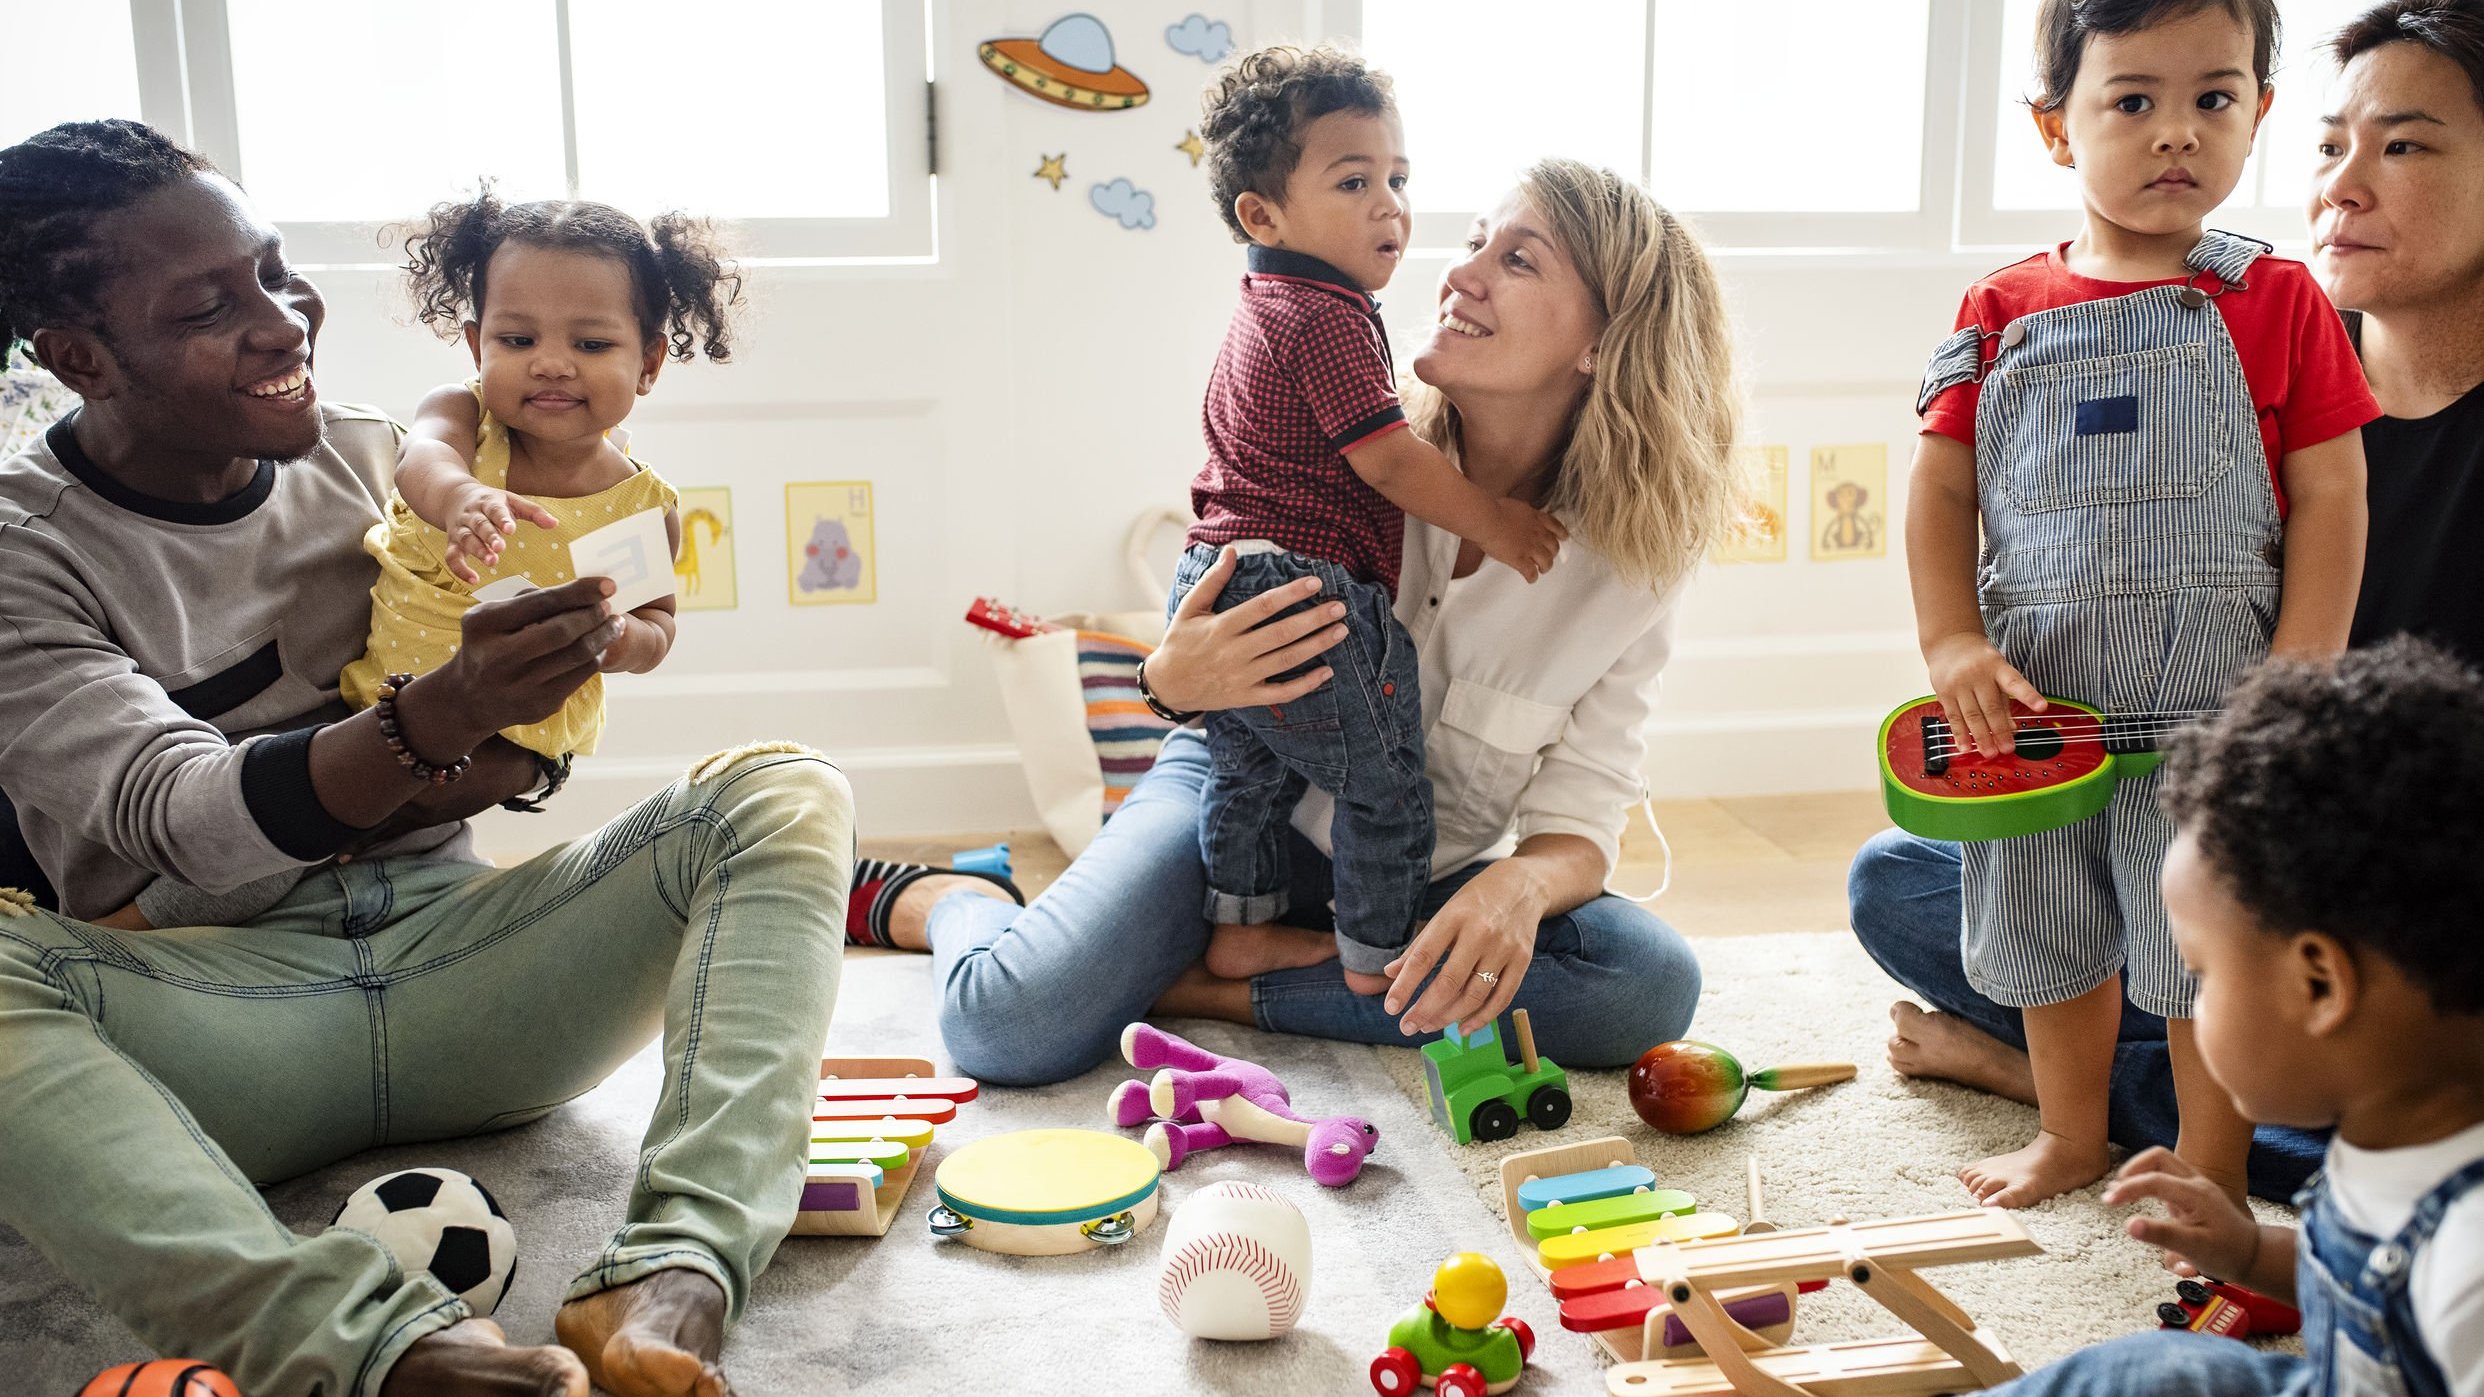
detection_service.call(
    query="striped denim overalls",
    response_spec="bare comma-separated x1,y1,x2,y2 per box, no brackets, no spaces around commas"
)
1915,231,2283,1017
2289,1158,2484,1396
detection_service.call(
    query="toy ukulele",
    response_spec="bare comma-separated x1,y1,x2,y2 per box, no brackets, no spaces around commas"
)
1878,694,2215,841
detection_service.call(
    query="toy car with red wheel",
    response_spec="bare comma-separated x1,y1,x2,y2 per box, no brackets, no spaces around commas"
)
1371,1253,1535,1396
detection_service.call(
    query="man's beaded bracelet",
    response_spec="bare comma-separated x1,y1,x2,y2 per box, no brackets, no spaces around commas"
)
1134,659,1201,725
375,672,471,785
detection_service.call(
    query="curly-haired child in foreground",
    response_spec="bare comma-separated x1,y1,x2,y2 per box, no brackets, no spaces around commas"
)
102,191,740,931
1986,637,2484,1395
1168,45,1565,986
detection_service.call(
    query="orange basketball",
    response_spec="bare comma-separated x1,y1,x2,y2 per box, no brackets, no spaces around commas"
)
77,1359,244,1397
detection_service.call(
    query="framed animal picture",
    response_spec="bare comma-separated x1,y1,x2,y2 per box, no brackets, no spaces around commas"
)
785,481,877,606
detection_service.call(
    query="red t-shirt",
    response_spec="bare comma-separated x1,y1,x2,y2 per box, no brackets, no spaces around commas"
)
1189,246,1410,592
1921,244,2378,513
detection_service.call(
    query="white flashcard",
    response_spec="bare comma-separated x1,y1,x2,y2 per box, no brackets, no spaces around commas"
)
567,507,676,613
470,576,541,602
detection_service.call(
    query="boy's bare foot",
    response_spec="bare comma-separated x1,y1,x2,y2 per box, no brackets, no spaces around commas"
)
381,1319,588,1397
883,873,1013,952
1960,1129,2113,1208
554,1269,734,1397
1204,922,1338,979
1887,1002,2038,1105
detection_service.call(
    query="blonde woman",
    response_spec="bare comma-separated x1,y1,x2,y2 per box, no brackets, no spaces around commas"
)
881,160,1746,1084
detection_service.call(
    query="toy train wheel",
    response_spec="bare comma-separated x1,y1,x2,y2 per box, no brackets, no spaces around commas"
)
1370,1346,1421,1395
1526,1085,1571,1131
1470,1100,1520,1142
1496,1315,1536,1360
1437,1362,1488,1397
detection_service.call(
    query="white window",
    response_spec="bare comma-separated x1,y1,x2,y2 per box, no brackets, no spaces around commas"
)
1358,0,1957,251
3,0,928,266
1963,0,2370,249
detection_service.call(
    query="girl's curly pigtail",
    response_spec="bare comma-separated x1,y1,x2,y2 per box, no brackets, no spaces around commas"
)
646,211,742,364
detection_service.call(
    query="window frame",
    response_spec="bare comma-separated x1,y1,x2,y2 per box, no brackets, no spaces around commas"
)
1351,0,1974,254
122,0,932,267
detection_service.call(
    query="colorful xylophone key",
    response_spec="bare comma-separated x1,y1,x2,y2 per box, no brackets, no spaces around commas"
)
1539,1211,1741,1269
1525,1188,1697,1240
1516,1163,1657,1214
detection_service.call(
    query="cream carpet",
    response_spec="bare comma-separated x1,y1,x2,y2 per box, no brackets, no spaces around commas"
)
2,932,2295,1394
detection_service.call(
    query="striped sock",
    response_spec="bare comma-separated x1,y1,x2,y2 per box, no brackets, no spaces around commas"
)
845,859,1026,948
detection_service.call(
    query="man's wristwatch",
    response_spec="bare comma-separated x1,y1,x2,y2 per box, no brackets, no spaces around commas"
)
1135,659,1202,724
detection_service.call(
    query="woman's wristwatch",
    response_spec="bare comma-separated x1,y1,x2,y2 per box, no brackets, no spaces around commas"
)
1134,659,1202,725
501,752,574,813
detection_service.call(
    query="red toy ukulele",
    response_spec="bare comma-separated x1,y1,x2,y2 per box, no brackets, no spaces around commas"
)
1878,695,2215,842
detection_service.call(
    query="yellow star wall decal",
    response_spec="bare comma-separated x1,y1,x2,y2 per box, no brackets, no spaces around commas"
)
1034,153,1069,190
1175,130,1205,167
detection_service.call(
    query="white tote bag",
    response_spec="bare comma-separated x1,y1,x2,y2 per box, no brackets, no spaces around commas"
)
985,509,1187,856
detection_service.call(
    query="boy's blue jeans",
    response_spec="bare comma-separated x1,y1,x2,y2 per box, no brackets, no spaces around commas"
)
1171,543,1432,973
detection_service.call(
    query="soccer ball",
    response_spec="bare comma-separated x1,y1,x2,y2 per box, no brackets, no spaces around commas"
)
330,1168,518,1315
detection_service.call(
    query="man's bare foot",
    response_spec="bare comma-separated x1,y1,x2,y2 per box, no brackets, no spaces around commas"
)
1204,922,1338,979
1960,1129,2113,1208
1342,968,1390,996
381,1319,588,1397
883,873,1012,952
554,1269,734,1397
1888,1002,2039,1105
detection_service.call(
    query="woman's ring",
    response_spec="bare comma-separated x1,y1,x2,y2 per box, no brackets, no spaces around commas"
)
1475,969,1501,984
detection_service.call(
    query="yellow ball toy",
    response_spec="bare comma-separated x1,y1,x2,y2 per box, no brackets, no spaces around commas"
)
1432,1252,1508,1331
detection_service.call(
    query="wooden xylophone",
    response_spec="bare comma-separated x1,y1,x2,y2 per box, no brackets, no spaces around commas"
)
795,1055,980,1238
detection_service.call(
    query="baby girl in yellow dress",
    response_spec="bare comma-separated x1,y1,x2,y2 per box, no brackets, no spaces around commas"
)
106,191,740,931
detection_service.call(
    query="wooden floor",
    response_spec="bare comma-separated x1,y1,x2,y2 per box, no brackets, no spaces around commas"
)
859,789,1889,939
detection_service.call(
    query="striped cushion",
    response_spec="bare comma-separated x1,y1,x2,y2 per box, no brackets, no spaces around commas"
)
1075,631,1173,815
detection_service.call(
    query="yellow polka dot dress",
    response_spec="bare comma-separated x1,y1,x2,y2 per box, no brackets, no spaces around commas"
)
340,390,678,758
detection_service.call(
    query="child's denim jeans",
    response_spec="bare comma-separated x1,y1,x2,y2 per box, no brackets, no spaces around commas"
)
1170,542,1432,971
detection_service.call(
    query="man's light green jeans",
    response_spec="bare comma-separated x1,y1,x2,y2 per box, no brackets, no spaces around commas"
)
0,745,852,1397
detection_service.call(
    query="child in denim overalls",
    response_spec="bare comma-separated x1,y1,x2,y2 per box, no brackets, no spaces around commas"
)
1163,47,1563,982
1908,0,2375,1208
1976,642,2484,1397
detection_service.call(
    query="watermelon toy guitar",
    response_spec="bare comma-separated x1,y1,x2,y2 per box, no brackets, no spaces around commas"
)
1877,696,2214,841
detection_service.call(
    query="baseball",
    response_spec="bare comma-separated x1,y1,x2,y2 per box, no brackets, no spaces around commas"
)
1156,1180,1313,1340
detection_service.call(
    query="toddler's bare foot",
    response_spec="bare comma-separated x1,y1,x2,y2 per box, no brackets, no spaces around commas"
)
381,1319,588,1397
1960,1129,2112,1208
554,1269,733,1397
1888,1002,2038,1105
1204,922,1339,979
1342,968,1391,996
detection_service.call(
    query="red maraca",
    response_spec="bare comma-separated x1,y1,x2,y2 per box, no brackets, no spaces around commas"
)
1626,1041,1855,1134
78,1360,244,1397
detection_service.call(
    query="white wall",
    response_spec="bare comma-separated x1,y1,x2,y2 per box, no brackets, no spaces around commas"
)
295,1,1990,858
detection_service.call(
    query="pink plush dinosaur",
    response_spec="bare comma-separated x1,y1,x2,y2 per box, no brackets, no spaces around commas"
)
1107,1022,1379,1188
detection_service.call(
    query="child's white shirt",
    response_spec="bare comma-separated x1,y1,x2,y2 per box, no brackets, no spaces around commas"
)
2323,1119,2484,1397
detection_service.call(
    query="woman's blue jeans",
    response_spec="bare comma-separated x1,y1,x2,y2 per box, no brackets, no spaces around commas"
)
1847,826,2327,1202
928,728,1703,1087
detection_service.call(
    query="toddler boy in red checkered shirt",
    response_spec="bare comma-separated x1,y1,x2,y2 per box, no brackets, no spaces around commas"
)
1164,45,1566,985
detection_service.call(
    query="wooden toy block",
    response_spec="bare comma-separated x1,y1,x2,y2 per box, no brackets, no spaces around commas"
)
1527,1188,1698,1239
1518,1164,1659,1213
1539,1212,1741,1270
793,1056,978,1238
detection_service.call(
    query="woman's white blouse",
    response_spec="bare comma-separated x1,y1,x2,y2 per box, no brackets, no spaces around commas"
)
1293,517,1683,881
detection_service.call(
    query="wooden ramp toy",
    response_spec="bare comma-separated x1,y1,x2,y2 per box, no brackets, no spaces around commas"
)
1596,1210,2040,1397
793,1056,979,1238
1498,1136,1771,1364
